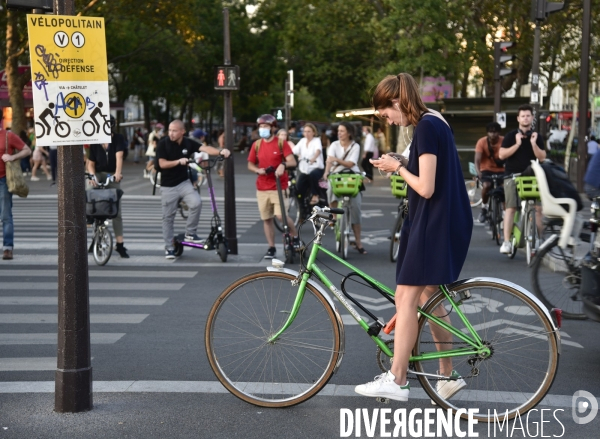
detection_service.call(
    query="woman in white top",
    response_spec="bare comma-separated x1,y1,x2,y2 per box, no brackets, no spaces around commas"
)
292,123,324,205
324,122,366,254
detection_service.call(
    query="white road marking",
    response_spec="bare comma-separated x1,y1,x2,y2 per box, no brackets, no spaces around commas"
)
0,314,148,324
0,297,168,306
0,333,124,345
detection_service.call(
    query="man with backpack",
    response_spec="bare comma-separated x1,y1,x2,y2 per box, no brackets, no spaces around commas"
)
156,120,229,259
247,114,299,259
474,122,504,223
499,104,546,255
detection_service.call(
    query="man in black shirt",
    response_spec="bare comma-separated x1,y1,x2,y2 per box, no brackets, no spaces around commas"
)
498,104,546,255
156,120,229,259
87,133,129,258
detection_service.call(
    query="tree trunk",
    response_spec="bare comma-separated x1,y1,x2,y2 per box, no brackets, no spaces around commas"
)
5,10,29,135
186,99,194,129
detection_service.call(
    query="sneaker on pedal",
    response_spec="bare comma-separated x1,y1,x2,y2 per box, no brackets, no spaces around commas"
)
165,249,177,260
478,207,488,223
184,233,203,244
431,370,466,405
500,241,512,254
264,247,276,259
354,371,410,402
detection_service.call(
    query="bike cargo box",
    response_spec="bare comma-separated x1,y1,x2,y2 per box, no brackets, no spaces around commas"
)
328,173,363,198
86,188,123,219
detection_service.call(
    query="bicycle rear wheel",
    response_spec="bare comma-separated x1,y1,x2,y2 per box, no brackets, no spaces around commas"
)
205,271,341,407
414,280,559,422
93,226,112,266
465,180,482,207
390,208,404,262
531,237,587,319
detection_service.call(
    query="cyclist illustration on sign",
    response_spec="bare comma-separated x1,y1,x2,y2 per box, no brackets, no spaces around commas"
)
82,102,111,136
35,103,71,139
228,69,236,87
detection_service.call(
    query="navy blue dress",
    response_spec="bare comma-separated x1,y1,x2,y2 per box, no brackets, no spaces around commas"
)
396,115,473,286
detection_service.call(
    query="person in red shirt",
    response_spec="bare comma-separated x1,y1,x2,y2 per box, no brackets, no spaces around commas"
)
247,114,299,259
474,122,505,223
1,121,32,260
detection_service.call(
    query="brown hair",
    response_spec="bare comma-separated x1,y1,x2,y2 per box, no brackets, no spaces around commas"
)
302,123,317,136
372,73,428,127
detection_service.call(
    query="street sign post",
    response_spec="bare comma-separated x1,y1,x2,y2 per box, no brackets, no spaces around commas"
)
27,14,111,146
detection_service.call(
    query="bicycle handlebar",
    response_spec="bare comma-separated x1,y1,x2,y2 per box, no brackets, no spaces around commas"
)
188,154,224,171
85,173,114,187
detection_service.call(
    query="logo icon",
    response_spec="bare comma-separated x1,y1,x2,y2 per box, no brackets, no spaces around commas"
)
572,390,598,425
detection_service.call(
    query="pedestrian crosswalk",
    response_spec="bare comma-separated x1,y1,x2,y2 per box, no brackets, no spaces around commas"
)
0,268,197,373
8,195,261,262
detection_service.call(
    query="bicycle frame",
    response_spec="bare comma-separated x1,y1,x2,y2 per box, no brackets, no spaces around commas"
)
512,199,537,249
267,221,490,364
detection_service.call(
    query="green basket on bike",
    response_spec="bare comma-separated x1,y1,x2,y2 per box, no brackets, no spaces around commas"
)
390,175,407,198
328,173,363,198
515,176,540,200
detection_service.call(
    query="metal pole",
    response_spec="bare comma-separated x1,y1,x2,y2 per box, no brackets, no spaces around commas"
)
222,8,238,254
284,79,290,131
530,23,542,131
53,0,93,414
577,0,591,191
493,42,502,121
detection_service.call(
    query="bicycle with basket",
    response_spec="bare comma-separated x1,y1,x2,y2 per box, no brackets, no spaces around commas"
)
507,175,540,264
328,171,364,260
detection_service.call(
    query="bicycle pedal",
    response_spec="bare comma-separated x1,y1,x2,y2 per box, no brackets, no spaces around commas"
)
375,397,390,404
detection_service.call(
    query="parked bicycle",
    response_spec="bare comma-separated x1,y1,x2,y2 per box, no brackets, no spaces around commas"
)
85,173,121,266
506,175,541,264
389,175,408,262
328,172,364,260
205,206,560,421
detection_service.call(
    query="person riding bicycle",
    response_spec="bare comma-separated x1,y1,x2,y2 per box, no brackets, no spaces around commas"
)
360,73,473,403
324,121,367,254
498,104,546,255
247,114,299,260
292,123,324,206
474,121,505,223
156,120,230,259
87,124,129,258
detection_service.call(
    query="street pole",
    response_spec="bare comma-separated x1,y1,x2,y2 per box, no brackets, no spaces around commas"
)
284,79,290,131
577,0,591,191
493,44,502,121
53,0,93,413
222,8,238,254
530,23,542,131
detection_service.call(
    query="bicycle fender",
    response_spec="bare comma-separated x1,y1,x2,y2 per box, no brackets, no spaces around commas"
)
267,266,346,372
440,277,561,353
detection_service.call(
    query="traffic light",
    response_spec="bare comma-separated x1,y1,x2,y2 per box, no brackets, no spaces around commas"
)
531,0,565,22
5,0,53,11
494,41,516,81
214,65,240,91
271,108,285,122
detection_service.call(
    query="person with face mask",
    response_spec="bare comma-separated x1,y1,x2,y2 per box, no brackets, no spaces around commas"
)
247,114,299,259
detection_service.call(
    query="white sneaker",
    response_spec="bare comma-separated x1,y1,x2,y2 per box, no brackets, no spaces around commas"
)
431,370,466,405
30,176,40,181
500,241,512,254
354,371,410,401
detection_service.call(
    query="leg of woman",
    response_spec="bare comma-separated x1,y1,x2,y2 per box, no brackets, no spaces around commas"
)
391,285,427,384
41,157,52,180
350,193,366,253
296,172,310,200
309,168,324,202
31,160,40,179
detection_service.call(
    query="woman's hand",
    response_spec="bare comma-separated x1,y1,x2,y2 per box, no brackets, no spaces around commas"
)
370,154,403,173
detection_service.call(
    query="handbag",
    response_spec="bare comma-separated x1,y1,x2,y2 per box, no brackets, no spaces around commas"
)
4,131,29,198
86,188,123,219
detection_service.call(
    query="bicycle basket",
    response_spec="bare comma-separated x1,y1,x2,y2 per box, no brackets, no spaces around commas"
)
390,175,407,198
515,176,539,200
328,173,363,197
85,188,123,219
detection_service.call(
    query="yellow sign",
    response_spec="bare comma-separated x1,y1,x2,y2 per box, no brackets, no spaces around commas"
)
27,14,110,146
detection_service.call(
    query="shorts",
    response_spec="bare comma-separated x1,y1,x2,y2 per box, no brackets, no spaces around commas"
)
480,170,504,185
327,189,362,225
504,177,519,209
257,190,289,220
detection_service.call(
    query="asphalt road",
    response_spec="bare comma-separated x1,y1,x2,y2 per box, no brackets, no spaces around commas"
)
1,155,599,438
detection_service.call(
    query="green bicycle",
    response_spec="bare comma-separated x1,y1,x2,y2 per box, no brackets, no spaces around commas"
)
508,175,541,264
205,207,560,422
328,172,364,260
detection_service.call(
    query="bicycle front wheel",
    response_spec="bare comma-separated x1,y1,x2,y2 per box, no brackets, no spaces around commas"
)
414,280,559,422
93,226,113,266
390,209,404,262
340,210,350,260
205,271,341,407
531,237,587,319
465,180,482,207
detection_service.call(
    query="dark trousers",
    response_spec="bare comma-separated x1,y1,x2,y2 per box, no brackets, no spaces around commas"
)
296,168,325,199
49,149,58,183
20,157,31,173
361,152,374,180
